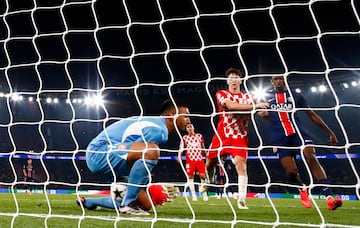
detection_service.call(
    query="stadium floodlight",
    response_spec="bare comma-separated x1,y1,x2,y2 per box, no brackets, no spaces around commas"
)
12,93,23,101
311,86,317,92
46,97,52,103
93,94,104,106
84,96,92,105
295,88,301,93
343,83,349,88
0,92,4,97
28,96,33,102
251,86,268,101
351,81,358,87
2,1,359,227
53,98,59,104
84,94,103,106
319,85,327,92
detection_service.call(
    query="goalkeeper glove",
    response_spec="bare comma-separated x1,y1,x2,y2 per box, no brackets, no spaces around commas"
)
148,183,179,206
163,184,180,202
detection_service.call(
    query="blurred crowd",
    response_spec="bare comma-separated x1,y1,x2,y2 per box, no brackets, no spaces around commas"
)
0,157,357,196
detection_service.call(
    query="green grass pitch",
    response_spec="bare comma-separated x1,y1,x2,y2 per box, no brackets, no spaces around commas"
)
0,194,359,228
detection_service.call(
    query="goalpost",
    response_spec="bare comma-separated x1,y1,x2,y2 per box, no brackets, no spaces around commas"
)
1,0,359,227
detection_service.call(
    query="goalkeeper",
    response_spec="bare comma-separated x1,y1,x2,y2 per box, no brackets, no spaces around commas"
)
77,99,190,215
258,75,343,210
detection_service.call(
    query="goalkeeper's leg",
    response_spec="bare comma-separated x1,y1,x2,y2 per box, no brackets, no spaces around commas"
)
76,183,126,210
77,196,119,210
77,183,179,211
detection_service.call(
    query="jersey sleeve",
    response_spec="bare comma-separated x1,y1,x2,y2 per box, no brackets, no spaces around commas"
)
139,125,168,145
248,94,257,104
199,134,204,144
216,90,227,109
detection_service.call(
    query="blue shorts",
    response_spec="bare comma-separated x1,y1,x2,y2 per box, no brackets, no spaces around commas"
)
86,141,132,181
272,133,313,159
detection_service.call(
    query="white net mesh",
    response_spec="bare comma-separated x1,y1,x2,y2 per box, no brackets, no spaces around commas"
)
1,0,360,227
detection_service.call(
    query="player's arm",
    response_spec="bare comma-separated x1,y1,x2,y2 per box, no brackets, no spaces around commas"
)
22,166,27,177
305,109,338,145
201,142,207,157
257,110,270,120
223,99,269,111
199,134,207,156
177,138,186,163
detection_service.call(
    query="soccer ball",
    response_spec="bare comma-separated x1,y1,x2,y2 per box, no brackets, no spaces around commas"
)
110,183,127,202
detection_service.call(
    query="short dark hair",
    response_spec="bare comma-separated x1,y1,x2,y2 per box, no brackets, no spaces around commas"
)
160,99,187,114
225,68,243,78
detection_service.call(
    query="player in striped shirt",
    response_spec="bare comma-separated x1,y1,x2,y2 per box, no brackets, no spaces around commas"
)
23,158,35,194
206,68,269,209
180,123,208,201
258,75,343,210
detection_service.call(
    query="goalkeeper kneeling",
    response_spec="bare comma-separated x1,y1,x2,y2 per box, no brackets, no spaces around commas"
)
76,183,179,215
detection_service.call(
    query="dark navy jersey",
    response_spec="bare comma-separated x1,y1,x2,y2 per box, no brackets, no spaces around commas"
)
23,164,34,179
266,89,309,141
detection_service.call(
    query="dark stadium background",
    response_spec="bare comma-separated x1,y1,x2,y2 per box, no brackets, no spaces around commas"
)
0,0,359,196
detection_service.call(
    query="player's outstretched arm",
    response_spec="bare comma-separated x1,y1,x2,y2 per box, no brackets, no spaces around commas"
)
305,110,338,145
223,100,269,111
257,110,270,120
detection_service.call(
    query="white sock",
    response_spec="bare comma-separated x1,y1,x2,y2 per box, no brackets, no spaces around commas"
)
189,179,196,197
238,175,248,202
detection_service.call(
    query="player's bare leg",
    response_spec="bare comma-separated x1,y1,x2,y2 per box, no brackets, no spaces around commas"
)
199,173,208,201
281,156,311,208
303,146,343,210
233,155,248,209
205,157,217,184
187,174,197,201
303,147,326,181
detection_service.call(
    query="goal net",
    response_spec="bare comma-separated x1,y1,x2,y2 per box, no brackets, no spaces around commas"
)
1,0,359,227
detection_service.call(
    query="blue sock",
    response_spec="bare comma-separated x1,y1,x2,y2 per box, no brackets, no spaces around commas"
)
84,196,120,209
121,159,157,206
318,178,333,196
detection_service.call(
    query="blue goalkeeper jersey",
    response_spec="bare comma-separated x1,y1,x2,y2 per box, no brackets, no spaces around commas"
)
89,116,168,147
266,89,310,141
86,116,168,177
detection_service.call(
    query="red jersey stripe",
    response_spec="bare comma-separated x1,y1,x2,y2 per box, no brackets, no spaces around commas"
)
276,93,296,136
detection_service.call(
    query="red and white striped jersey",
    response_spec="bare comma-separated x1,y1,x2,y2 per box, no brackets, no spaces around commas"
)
181,133,204,161
215,90,255,139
